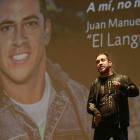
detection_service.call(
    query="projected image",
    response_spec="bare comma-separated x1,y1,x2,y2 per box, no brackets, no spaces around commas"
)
0,0,91,139
0,0,139,140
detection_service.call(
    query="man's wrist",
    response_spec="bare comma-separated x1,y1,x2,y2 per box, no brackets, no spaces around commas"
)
95,113,101,117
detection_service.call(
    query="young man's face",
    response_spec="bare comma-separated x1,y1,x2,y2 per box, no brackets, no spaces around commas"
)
0,0,50,84
96,54,112,74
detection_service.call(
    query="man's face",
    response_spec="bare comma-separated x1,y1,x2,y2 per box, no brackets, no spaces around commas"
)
96,54,112,74
0,0,50,84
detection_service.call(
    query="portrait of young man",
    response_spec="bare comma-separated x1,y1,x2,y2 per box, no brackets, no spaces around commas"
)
87,52,139,140
0,0,92,139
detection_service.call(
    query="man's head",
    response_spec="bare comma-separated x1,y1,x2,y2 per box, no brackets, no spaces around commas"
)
96,52,112,77
0,0,51,84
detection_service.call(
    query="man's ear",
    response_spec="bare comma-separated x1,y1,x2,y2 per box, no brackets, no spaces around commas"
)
44,19,51,45
109,60,112,67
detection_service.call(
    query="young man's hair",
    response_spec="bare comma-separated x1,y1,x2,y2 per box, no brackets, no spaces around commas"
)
96,52,111,61
39,0,48,22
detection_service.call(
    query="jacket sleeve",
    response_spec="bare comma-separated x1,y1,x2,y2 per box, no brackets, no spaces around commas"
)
119,76,139,97
87,82,100,116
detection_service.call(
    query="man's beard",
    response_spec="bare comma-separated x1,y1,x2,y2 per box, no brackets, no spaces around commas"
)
99,67,109,74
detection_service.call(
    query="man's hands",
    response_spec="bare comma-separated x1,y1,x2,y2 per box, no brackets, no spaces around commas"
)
94,114,101,127
112,81,121,90
89,103,101,126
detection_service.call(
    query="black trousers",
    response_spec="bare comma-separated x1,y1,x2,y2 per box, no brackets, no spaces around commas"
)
93,122,128,140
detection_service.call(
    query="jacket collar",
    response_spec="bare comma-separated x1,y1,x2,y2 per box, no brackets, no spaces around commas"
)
46,57,69,92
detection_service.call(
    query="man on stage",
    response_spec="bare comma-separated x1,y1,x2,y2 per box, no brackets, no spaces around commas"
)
87,52,139,140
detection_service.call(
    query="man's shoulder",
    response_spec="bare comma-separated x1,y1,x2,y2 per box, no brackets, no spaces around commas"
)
115,73,127,77
67,79,89,96
91,78,99,86
114,74,129,80
62,79,89,107
0,93,12,114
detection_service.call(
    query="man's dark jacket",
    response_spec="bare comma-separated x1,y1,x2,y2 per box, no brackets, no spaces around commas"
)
87,73,139,128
